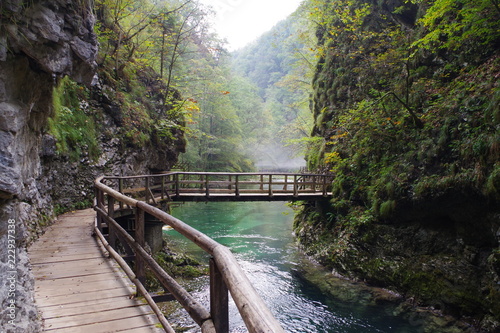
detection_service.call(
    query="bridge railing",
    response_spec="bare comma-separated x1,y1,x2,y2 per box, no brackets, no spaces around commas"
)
94,175,286,333
104,172,332,204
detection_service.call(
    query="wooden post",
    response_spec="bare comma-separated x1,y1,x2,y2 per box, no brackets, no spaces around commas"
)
312,175,317,192
283,175,288,191
268,175,273,196
108,195,116,248
210,258,229,333
145,177,150,204
95,188,103,232
235,175,240,197
205,174,210,197
259,175,264,191
293,175,298,197
228,175,232,192
161,176,165,200
175,174,180,197
118,179,124,209
322,176,327,196
135,207,145,284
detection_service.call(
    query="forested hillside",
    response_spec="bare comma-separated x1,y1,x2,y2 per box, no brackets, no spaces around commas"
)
231,10,315,170
295,0,500,330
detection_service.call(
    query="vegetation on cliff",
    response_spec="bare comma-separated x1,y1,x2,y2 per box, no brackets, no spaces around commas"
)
295,0,500,328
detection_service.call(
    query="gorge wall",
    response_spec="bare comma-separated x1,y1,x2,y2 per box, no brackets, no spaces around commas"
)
1,0,97,330
296,0,500,331
0,1,184,331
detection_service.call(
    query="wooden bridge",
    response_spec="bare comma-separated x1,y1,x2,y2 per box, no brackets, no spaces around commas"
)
31,172,332,332
105,172,333,204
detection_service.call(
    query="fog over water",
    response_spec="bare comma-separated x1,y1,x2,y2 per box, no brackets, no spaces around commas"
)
250,143,306,172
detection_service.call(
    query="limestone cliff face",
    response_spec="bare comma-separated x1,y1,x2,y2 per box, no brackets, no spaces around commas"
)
0,1,97,331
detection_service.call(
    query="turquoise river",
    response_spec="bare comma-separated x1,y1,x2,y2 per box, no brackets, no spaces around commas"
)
164,201,463,333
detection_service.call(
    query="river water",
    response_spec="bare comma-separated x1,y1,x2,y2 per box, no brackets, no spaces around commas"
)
163,201,444,332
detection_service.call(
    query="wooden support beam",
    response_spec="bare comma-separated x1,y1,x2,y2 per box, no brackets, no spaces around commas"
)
210,258,229,333
108,195,116,248
135,207,145,285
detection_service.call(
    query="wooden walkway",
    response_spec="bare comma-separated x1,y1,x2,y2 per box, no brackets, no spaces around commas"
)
107,172,333,204
29,209,163,333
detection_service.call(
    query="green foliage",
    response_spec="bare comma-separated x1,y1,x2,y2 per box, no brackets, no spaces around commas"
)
485,164,500,199
306,0,500,225
231,8,316,164
48,77,99,161
93,0,213,151
94,0,259,171
379,200,396,218
54,199,93,216
411,0,500,53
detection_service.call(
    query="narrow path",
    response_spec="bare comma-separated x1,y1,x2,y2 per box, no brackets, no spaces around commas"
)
29,209,163,332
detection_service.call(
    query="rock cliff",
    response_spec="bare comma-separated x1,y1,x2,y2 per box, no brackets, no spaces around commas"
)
1,0,185,331
1,0,97,331
296,0,500,330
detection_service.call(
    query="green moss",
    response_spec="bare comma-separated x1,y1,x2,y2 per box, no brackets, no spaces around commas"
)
379,200,396,218
145,250,207,291
485,164,500,199
48,76,100,161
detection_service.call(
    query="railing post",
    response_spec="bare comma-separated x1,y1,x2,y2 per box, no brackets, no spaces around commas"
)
284,175,288,191
268,175,273,197
161,176,165,200
145,177,150,203
210,258,229,333
135,206,145,284
323,176,327,196
228,175,232,192
175,174,180,197
312,175,317,192
108,195,116,248
235,175,240,197
205,174,210,197
260,175,264,191
95,188,103,232
118,179,124,210
293,175,298,197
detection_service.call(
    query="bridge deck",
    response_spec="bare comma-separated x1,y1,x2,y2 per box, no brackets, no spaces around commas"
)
167,192,332,202
29,209,163,332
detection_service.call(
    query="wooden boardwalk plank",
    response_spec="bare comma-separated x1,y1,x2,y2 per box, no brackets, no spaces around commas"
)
34,271,129,290
29,209,164,332
38,296,148,318
44,314,162,333
35,274,134,297
43,305,155,329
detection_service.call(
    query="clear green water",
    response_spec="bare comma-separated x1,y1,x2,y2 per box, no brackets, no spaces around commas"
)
165,201,428,332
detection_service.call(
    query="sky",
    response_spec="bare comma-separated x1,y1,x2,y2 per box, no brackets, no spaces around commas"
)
197,0,304,51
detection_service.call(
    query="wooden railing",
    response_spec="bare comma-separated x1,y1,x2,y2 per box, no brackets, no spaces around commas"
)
94,175,286,333
108,172,333,204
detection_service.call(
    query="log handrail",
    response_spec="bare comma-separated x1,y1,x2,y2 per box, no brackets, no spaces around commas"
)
94,175,286,333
